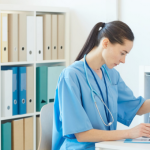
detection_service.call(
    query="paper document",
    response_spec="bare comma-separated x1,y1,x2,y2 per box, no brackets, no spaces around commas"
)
124,137,150,143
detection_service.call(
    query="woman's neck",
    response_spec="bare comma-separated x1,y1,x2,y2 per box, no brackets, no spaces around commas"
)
85,47,105,70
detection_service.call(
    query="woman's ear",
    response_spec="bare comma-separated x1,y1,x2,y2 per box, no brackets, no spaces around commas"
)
102,38,109,49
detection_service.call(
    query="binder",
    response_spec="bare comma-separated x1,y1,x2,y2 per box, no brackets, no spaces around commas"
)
26,66,34,113
36,116,40,150
8,14,18,62
1,66,19,116
52,15,57,60
58,14,65,59
18,67,26,114
36,16,43,61
43,14,51,60
1,122,11,150
27,16,34,62
12,119,23,150
18,13,27,62
36,66,47,111
1,13,8,63
48,66,65,103
1,70,12,117
23,117,33,150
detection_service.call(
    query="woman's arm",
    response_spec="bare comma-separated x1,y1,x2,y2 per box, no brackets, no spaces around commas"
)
136,99,150,115
75,129,128,142
75,123,150,142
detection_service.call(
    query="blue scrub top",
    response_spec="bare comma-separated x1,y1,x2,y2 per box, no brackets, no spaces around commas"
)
52,61,146,150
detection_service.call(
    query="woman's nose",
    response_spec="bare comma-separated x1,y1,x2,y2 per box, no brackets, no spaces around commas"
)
120,56,126,64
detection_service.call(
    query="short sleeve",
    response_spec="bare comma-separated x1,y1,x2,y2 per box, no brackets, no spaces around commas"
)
58,76,93,138
117,72,146,126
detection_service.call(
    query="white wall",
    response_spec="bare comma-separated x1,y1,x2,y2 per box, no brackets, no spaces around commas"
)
115,0,150,130
0,0,149,130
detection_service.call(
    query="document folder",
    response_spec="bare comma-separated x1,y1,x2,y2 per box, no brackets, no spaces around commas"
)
43,14,51,60
26,66,34,113
18,13,27,62
1,70,12,117
36,66,47,111
58,14,65,59
8,14,18,62
23,117,33,150
52,15,57,60
48,66,65,103
12,119,23,150
1,122,11,150
1,13,8,63
36,16,43,61
1,66,19,116
27,16,34,62
18,67,26,114
36,116,40,149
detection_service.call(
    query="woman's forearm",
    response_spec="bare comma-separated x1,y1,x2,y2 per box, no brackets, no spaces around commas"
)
75,129,129,142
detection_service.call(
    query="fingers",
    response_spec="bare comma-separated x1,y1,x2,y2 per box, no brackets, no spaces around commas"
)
141,123,150,137
143,126,150,132
143,123,150,127
142,131,150,138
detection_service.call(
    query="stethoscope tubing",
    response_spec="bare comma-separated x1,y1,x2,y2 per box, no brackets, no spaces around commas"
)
83,54,114,126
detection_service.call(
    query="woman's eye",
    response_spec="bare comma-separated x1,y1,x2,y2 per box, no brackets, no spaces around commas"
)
121,53,125,55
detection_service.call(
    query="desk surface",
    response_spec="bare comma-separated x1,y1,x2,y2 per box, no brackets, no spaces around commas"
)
95,140,150,150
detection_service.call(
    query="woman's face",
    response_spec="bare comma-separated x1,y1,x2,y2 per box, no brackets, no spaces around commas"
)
101,38,133,69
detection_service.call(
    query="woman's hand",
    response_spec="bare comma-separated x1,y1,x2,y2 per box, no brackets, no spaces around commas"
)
128,123,150,139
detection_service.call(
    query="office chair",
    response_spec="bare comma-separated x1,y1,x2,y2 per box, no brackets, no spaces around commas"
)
38,102,54,150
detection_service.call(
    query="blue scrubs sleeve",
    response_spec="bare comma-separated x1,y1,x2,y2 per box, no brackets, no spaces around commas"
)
117,72,146,126
58,76,93,138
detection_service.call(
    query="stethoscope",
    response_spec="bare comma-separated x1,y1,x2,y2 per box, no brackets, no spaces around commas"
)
83,54,114,126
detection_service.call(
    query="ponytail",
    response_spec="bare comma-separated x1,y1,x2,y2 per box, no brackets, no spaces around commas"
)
75,21,134,61
75,22,105,61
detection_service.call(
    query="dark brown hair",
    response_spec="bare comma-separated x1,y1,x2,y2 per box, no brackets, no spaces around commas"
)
75,20,134,61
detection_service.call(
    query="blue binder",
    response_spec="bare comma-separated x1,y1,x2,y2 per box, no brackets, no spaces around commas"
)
18,67,26,114
1,66,18,115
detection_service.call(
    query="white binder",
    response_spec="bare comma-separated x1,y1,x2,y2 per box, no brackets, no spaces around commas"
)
1,70,12,117
27,16,34,62
36,16,43,61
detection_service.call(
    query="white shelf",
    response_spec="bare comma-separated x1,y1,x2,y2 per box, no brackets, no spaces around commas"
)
1,113,35,121
35,112,41,115
35,59,66,64
0,4,70,150
1,61,35,66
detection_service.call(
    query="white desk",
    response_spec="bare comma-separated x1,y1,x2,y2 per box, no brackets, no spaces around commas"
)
95,140,150,150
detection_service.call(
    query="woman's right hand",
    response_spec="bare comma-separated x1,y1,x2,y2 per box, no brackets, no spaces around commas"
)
128,123,150,139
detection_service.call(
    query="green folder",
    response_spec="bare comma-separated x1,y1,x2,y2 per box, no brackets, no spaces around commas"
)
1,122,11,150
36,66,48,112
48,66,65,103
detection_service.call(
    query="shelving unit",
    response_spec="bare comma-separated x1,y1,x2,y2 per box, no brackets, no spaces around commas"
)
0,4,70,150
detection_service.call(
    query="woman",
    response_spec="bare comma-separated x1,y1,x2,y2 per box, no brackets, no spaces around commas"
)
52,21,150,150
